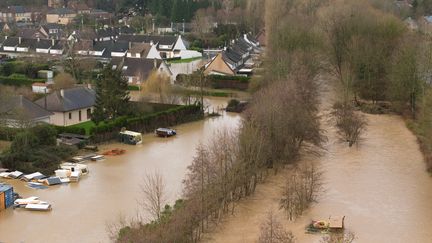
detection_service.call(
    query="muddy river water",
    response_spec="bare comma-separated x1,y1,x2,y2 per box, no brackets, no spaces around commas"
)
0,97,240,243
2,92,432,243
204,89,432,243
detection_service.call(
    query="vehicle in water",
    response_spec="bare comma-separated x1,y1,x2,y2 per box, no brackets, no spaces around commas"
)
119,130,142,145
155,128,177,137
306,216,345,234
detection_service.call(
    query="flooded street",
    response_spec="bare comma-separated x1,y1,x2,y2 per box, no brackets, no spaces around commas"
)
204,88,432,243
0,97,240,243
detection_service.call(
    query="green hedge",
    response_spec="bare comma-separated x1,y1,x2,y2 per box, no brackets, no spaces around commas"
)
90,105,203,143
128,85,140,91
0,76,45,86
208,75,250,83
53,125,87,135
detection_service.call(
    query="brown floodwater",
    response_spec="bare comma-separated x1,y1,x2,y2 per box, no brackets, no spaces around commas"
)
203,90,432,243
0,97,240,243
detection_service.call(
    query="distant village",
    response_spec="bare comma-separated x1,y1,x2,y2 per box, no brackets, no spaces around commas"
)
0,0,265,128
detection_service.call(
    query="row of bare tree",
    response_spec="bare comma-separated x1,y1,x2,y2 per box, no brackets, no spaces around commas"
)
114,1,330,242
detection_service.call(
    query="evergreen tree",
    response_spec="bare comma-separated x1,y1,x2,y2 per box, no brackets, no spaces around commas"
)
171,0,181,22
92,65,130,124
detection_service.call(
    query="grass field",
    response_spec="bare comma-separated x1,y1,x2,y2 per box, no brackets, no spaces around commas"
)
167,57,202,64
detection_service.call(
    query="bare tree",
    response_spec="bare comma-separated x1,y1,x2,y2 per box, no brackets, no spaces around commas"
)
331,102,367,147
140,171,168,222
280,162,323,220
258,210,296,243
321,231,356,243
53,72,77,90
140,71,177,104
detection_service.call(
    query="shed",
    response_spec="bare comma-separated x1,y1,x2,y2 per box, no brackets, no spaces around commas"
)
0,184,14,209
22,172,47,182
44,177,62,186
8,171,24,179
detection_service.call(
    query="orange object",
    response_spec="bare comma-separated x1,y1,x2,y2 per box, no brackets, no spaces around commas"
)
102,149,126,156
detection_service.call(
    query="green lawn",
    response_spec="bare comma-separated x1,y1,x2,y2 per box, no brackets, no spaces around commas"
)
69,121,97,135
168,57,202,64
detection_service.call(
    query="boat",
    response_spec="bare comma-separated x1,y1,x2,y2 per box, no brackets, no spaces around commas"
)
14,197,44,207
119,130,142,145
155,128,177,137
102,148,126,156
25,203,52,211
90,155,105,161
14,197,52,211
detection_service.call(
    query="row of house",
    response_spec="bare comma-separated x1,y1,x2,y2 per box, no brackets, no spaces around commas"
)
0,36,65,55
204,34,261,76
0,4,111,25
0,32,201,61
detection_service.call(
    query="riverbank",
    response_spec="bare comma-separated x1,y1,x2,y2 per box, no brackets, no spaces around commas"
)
202,107,432,242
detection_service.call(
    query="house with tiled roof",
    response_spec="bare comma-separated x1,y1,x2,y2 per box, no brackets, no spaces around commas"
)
35,86,95,126
46,8,77,25
112,57,173,84
117,34,191,59
1,95,52,128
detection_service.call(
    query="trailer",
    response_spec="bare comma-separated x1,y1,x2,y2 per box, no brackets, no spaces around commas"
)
119,130,142,145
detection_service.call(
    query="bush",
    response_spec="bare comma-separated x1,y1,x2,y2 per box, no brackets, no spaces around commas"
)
0,127,22,141
53,125,86,135
128,85,140,91
0,75,45,86
90,105,203,142
208,75,250,83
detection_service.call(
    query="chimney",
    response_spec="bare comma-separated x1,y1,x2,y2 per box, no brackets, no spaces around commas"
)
60,89,64,98
18,37,22,44
153,58,157,69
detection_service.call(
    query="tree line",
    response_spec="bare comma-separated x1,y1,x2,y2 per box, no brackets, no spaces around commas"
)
114,0,327,242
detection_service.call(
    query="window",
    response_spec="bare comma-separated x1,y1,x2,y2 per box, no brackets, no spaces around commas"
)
79,110,82,121
69,113,72,119
87,108,91,119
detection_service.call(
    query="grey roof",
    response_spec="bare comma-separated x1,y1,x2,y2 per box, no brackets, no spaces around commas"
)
223,48,242,63
8,6,27,14
0,96,52,120
118,34,177,46
35,39,53,49
112,57,162,80
45,177,62,185
48,8,76,15
51,40,66,50
17,38,35,48
2,37,20,47
35,87,95,112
